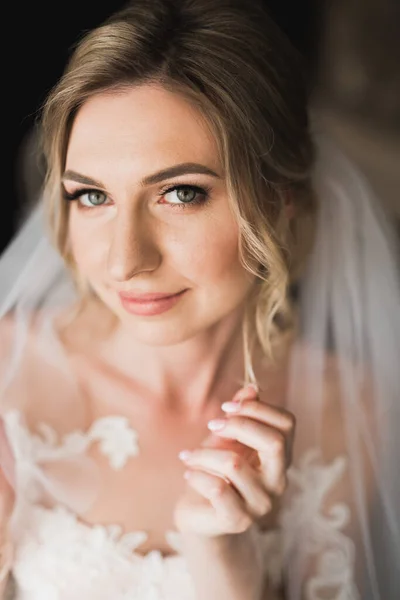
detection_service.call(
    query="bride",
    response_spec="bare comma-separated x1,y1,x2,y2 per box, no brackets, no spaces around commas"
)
1,1,399,599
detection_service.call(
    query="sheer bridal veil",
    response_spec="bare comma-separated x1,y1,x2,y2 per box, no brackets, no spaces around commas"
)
0,121,399,599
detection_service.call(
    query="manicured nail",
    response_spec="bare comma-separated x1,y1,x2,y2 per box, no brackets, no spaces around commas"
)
207,419,227,431
221,401,241,413
247,383,259,393
233,383,259,402
183,470,192,480
179,450,192,461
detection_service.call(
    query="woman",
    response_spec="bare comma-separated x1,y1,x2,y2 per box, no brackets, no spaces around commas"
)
0,1,399,598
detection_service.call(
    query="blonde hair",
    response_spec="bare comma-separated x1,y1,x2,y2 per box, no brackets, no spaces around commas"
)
39,0,317,383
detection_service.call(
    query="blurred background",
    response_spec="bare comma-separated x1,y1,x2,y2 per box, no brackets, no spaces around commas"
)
2,0,321,253
3,0,399,254
4,1,129,253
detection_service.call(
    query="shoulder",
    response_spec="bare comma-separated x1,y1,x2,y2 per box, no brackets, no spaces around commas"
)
0,310,88,434
0,313,18,360
283,343,379,516
260,338,378,468
0,312,38,393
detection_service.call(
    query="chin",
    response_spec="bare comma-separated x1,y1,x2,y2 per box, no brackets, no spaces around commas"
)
117,314,208,346
94,285,244,347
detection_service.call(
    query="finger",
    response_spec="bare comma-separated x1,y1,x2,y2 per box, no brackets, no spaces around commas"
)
174,485,221,537
222,398,295,434
231,384,259,403
180,448,271,518
184,469,253,534
221,399,296,461
207,417,288,494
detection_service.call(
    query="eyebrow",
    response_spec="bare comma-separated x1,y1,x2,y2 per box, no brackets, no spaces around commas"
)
62,162,222,188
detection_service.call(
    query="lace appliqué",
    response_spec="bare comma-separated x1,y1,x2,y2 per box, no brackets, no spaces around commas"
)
11,504,194,600
5,409,139,469
3,410,181,554
86,416,140,469
4,410,359,599
258,448,359,600
3,410,140,516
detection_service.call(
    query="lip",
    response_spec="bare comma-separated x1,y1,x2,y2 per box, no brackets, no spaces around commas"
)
118,290,186,302
118,289,188,316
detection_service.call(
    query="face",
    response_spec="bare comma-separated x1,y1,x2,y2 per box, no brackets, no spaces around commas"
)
63,84,255,345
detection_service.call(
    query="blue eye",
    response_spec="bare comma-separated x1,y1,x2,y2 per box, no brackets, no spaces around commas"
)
160,184,211,208
63,183,211,210
80,190,107,207
63,188,108,208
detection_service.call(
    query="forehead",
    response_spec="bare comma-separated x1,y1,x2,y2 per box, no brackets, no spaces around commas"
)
66,84,219,173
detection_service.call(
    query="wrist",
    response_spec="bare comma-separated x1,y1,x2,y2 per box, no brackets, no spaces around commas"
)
180,530,238,558
181,529,265,600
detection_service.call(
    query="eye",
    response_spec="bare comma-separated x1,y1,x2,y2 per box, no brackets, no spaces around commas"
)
160,184,210,208
78,190,108,207
63,188,109,208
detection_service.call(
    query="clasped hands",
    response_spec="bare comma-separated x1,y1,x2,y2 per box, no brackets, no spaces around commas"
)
173,384,296,537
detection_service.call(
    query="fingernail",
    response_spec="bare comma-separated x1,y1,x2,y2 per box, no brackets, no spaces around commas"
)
247,383,259,393
208,419,227,431
221,401,241,413
178,450,192,461
242,383,259,395
183,470,192,480
233,383,258,402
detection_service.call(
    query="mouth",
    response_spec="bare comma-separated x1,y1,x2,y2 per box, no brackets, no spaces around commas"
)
118,289,188,316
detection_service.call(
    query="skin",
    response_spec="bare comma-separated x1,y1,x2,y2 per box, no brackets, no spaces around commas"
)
62,79,295,537
64,84,255,414
1,84,296,598
62,84,298,408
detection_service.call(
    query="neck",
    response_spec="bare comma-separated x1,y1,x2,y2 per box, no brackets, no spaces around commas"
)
103,306,248,416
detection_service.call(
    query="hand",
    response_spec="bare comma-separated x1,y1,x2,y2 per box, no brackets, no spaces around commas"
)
0,417,15,583
173,384,296,537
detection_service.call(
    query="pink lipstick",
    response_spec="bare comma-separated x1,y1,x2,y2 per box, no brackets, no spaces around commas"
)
118,289,187,316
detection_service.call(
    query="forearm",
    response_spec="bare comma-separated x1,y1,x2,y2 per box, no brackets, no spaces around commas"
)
181,526,271,600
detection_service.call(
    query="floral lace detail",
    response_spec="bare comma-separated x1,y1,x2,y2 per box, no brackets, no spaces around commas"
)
3,411,359,599
86,416,140,470
3,410,181,550
257,448,359,599
11,504,194,600
16,411,140,469
3,409,140,514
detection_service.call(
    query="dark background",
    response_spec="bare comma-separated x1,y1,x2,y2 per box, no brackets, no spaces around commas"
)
4,0,322,254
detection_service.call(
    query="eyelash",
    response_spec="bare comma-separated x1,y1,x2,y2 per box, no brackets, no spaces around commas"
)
62,183,212,211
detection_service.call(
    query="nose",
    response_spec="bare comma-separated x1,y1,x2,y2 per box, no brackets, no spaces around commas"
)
106,209,161,282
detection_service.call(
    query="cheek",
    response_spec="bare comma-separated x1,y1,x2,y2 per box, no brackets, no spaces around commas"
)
170,216,246,285
68,210,108,272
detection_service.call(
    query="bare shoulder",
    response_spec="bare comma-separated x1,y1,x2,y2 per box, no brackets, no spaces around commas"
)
0,310,87,433
0,314,17,360
259,338,377,454
0,312,45,411
286,344,378,502
0,310,50,365
0,312,35,384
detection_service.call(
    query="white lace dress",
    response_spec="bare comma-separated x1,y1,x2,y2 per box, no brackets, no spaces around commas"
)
2,407,359,600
